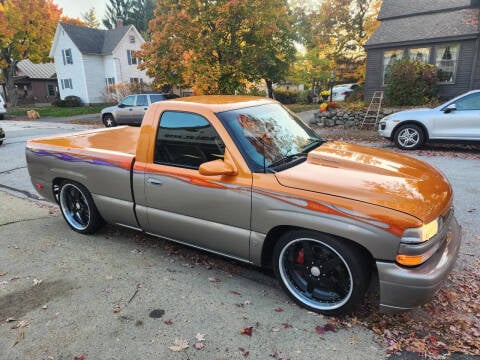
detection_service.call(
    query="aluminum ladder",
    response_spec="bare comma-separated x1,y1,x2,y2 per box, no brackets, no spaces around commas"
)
361,91,384,129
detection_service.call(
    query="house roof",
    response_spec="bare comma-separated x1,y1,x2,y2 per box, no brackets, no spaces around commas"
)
378,0,473,20
366,8,480,47
60,23,132,55
16,59,56,79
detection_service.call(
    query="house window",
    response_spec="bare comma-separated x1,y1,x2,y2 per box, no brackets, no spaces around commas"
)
47,84,56,96
129,35,135,43
62,48,73,65
105,77,115,86
409,48,430,63
61,79,73,89
436,44,459,84
127,50,138,65
383,49,404,85
130,77,143,84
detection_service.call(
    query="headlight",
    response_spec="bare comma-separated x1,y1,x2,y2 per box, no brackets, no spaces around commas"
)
401,218,439,244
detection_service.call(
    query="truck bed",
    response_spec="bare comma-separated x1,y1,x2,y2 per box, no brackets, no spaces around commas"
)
28,126,140,155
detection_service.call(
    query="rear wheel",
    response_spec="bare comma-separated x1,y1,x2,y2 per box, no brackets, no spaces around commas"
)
394,124,425,150
102,114,117,127
273,230,370,316
58,181,104,234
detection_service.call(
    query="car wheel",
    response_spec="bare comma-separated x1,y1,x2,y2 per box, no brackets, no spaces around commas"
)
102,114,117,127
394,124,425,150
273,230,370,316
58,181,104,234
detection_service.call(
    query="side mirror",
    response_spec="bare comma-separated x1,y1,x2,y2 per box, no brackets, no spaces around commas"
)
443,104,456,113
199,159,237,176
198,149,237,176
118,103,125,108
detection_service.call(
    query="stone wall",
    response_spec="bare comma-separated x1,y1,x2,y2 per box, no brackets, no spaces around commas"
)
310,109,395,127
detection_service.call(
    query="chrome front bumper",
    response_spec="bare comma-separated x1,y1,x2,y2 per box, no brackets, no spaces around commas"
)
377,215,461,313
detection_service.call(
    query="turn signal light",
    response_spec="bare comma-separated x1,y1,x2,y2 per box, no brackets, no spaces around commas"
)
396,254,424,267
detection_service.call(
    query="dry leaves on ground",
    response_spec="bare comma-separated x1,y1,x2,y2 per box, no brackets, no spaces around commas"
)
359,261,480,359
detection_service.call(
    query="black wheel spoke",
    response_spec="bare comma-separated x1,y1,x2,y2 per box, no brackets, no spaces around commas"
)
301,241,314,264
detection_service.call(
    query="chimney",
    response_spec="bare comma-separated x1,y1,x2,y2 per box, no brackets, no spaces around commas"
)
116,18,124,28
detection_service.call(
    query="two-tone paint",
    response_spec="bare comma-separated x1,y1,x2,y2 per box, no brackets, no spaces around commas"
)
26,96,461,312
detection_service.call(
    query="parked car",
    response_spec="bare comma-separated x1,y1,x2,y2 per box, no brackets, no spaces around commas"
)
101,93,178,127
26,96,460,316
0,94,7,120
379,89,480,150
0,126,4,145
331,83,359,101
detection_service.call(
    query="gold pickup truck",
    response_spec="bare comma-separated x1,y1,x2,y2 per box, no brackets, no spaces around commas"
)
26,96,461,316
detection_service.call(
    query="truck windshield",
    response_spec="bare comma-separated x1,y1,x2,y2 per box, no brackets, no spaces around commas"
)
217,103,323,172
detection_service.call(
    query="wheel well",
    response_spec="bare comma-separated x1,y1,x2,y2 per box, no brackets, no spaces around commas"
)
393,121,429,141
261,225,375,270
102,113,113,120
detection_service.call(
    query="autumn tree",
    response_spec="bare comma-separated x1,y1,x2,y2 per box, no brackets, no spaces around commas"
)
103,0,155,34
60,16,87,26
140,0,296,96
82,7,101,28
0,0,61,106
298,0,381,82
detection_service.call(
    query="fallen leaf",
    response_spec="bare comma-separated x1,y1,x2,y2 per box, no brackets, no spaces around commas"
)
230,290,242,296
6,318,17,323
12,330,25,347
164,319,173,325
271,327,280,332
193,342,205,350
74,356,85,360
0,272,7,276
239,347,250,357
315,326,326,334
240,326,253,336
42,305,48,310
169,338,189,352
274,307,284,312
33,278,43,286
113,306,121,313
195,333,206,342
11,320,30,329
208,277,220,283
281,323,293,329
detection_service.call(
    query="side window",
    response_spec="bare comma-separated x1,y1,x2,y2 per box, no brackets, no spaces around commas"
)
154,111,225,169
454,93,480,111
121,95,135,107
136,94,148,107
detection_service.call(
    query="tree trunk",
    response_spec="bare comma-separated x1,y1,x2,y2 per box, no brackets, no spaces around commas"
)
4,62,18,107
265,79,273,99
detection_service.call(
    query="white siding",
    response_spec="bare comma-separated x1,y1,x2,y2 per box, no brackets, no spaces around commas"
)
83,55,108,103
53,28,88,103
112,28,151,83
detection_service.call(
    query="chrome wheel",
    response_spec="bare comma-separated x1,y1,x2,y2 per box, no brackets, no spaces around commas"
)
58,181,103,234
59,183,91,231
278,238,353,311
273,230,370,315
103,114,116,127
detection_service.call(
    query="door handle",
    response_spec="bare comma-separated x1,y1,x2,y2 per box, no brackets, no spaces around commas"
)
147,178,163,186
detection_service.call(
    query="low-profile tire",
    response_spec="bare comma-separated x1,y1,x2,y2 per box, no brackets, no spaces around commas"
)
58,181,104,234
273,230,370,316
102,114,117,127
394,124,425,150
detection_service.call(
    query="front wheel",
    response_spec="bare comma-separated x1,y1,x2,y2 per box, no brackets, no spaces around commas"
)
394,124,425,150
102,114,117,127
273,230,370,316
58,181,104,234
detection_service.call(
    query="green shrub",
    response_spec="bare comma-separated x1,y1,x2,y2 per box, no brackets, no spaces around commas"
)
384,58,437,106
54,95,83,107
274,89,307,104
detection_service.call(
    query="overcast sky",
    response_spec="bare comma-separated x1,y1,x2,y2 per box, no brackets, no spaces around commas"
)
53,0,106,20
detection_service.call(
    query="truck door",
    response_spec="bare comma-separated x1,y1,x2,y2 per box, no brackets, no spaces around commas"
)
142,111,252,261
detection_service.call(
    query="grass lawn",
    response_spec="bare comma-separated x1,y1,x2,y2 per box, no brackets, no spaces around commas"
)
286,104,319,113
8,105,105,117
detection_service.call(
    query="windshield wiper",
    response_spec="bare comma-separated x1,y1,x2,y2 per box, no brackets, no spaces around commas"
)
268,153,308,170
302,138,324,153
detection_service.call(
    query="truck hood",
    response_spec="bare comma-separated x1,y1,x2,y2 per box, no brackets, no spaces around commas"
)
275,141,452,222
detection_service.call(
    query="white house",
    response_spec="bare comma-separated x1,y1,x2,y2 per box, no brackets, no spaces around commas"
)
49,22,151,104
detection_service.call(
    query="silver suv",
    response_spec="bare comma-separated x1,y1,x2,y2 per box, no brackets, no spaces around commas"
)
101,93,176,127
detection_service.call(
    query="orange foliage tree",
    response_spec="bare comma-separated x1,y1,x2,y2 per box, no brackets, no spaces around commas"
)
60,15,87,27
0,0,61,105
140,0,296,96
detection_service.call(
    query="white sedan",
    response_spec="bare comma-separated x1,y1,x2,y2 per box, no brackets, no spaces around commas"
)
378,90,480,149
